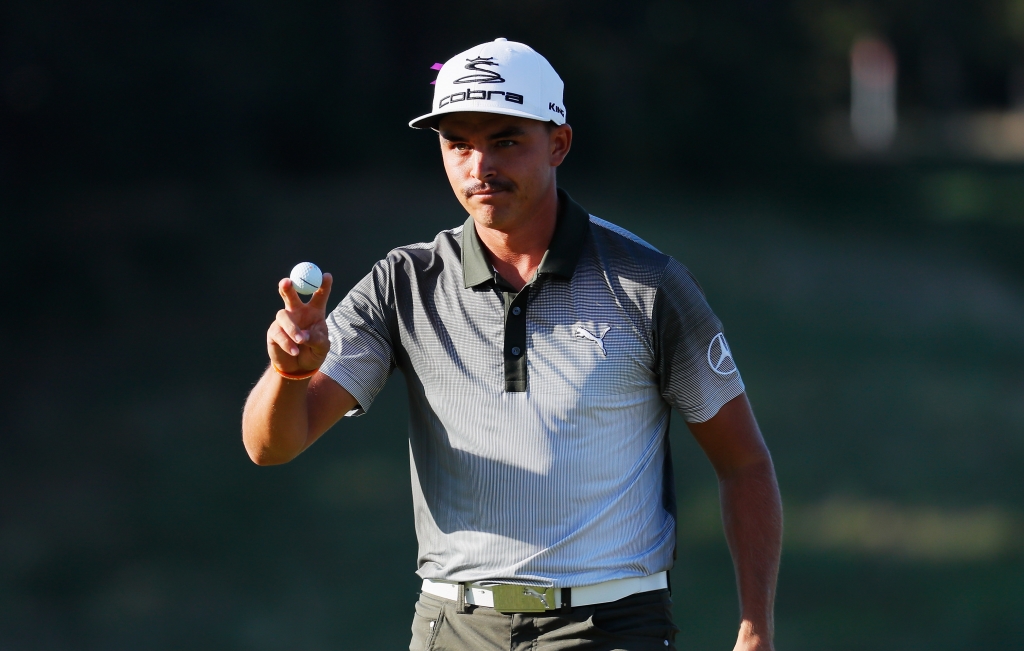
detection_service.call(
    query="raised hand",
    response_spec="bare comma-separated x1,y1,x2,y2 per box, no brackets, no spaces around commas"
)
266,273,334,375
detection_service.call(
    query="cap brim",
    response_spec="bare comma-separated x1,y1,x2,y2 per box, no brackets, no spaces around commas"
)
409,105,556,130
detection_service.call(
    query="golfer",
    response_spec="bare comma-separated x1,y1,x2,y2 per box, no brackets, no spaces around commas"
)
243,38,782,651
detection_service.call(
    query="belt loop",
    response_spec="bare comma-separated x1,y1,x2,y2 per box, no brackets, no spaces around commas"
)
560,587,572,612
456,583,468,614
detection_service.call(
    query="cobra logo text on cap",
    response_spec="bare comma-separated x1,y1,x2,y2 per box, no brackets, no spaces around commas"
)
409,38,566,130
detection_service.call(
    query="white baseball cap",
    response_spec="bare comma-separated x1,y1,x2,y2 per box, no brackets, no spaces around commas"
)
409,38,566,130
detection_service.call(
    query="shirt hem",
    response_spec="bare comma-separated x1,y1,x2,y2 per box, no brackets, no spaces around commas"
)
681,378,746,424
319,354,377,417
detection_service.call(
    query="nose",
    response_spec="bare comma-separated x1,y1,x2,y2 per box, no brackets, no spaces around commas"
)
468,149,496,181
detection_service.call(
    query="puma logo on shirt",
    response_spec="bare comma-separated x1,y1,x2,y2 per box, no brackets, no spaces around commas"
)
574,325,610,357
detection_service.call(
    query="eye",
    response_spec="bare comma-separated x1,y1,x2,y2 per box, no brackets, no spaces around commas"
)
496,140,516,147
453,143,471,152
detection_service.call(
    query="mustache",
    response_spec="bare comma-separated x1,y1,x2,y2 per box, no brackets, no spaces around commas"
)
462,179,514,199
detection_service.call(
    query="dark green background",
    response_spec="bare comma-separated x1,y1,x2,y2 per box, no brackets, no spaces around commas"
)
2,1,1022,649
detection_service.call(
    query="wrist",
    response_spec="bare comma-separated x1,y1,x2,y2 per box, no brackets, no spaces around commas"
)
734,636,771,651
271,363,319,381
735,618,773,651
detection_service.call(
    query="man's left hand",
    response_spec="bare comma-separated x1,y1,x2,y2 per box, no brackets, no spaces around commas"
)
687,393,782,651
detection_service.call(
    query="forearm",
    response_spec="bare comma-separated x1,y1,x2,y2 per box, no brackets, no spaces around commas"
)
719,458,782,650
242,366,313,465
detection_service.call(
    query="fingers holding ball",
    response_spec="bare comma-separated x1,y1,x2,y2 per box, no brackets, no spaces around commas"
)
270,262,330,363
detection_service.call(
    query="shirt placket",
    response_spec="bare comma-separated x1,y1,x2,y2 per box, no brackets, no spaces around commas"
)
495,273,531,393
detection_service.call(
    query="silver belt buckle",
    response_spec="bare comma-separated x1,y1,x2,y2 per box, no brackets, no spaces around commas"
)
489,584,556,613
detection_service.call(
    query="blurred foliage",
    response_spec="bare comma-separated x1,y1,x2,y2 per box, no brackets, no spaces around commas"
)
6,0,1024,190
1,1,1023,650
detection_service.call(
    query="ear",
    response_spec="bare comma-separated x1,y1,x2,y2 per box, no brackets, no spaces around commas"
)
549,124,573,167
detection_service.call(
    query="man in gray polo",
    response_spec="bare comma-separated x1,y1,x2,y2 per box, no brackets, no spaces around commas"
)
243,38,782,651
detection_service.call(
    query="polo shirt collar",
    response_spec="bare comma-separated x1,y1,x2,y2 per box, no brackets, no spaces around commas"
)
462,188,590,288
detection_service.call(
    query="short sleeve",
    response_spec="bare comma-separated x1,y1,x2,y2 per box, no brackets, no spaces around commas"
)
320,260,397,416
653,258,745,423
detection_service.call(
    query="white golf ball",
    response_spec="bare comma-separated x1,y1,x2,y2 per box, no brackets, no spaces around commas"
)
289,262,323,295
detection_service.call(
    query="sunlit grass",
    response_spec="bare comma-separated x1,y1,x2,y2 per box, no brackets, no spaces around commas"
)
679,493,1022,561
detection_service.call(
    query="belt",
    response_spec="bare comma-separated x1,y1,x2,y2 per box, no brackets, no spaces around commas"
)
421,571,668,613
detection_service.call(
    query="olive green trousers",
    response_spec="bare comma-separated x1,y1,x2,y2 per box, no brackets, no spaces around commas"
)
410,588,678,650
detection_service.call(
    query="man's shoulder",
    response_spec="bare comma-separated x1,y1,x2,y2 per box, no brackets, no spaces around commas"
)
588,215,661,253
585,214,672,280
380,224,464,269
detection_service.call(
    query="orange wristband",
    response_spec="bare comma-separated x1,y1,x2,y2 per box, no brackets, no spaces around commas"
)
272,363,319,381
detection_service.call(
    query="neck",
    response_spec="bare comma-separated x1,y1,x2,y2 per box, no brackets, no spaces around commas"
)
473,187,558,291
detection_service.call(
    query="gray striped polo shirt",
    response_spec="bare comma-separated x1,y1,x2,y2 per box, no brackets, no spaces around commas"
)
321,190,744,587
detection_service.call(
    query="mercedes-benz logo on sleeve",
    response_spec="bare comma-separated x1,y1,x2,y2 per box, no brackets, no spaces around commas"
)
453,57,505,84
707,333,737,376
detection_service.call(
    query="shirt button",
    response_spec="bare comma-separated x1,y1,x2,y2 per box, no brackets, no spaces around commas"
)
512,307,521,316
511,347,521,356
